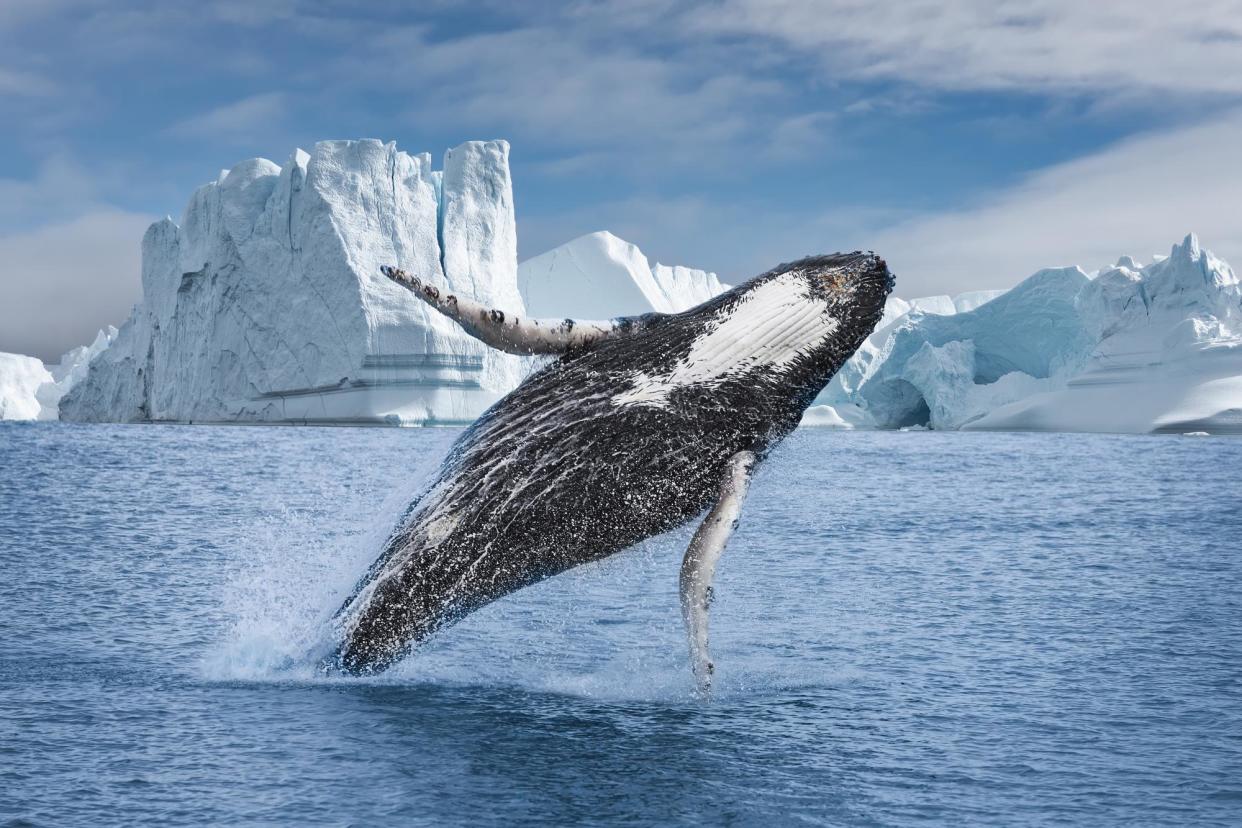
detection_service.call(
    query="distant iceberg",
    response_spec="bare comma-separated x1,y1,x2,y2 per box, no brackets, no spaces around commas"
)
0,353,53,421
809,234,1242,434
61,140,525,425
967,236,1242,434
518,231,727,318
0,327,115,421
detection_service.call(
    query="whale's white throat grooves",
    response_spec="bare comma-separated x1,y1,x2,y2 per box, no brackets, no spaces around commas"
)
612,273,838,408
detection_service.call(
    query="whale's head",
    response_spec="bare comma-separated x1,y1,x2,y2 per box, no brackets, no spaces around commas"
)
705,250,894,376
610,251,893,413
796,251,894,338
729,251,893,394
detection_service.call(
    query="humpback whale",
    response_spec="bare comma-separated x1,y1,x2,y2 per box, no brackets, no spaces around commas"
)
331,252,894,692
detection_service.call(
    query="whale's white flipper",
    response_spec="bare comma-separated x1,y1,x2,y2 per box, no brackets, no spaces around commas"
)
383,266,660,355
680,450,756,698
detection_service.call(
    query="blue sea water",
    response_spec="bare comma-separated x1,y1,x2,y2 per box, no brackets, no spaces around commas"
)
1,422,1241,826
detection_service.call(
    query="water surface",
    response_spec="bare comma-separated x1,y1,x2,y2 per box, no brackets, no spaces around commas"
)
2,423,1240,825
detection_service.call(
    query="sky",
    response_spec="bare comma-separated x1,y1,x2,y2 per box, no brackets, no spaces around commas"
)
2,0,1241,361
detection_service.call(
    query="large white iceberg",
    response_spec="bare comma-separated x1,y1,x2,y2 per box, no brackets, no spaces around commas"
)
61,140,524,425
813,234,1242,434
971,237,1242,433
60,190,727,424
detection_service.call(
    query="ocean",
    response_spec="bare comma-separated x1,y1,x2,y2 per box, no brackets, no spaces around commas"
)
2,423,1240,825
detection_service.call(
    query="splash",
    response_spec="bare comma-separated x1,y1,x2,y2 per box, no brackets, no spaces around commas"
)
199,433,450,682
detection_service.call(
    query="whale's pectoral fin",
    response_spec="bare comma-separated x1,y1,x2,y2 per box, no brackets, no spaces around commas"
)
382,265,661,355
680,450,757,698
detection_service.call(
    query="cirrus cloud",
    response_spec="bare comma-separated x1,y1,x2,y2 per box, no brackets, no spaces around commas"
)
691,0,1242,98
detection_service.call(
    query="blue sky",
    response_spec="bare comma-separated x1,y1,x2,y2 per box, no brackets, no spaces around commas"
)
2,0,1241,360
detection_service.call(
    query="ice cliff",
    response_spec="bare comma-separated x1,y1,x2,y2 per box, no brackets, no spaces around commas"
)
808,234,1242,434
61,140,524,425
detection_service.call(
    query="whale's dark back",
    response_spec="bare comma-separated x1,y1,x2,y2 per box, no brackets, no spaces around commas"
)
334,252,893,673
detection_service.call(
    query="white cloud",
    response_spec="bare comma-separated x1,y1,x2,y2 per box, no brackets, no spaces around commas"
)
0,209,152,363
163,92,286,141
358,25,785,169
694,0,1242,97
762,111,836,161
520,110,1242,299
864,110,1242,296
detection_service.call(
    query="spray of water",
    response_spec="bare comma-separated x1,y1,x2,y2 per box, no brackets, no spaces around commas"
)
199,433,446,682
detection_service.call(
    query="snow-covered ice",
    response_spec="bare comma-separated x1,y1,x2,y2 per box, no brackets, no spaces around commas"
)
49,327,117,396
968,237,1242,434
24,131,1240,434
799,403,876,429
57,150,728,426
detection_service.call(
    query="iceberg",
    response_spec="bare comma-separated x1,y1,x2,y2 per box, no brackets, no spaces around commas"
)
0,353,54,421
970,237,1242,434
953,290,1007,314
799,403,874,429
49,326,116,393
517,231,728,318
0,327,115,421
815,235,1242,434
35,131,1239,435
61,140,524,425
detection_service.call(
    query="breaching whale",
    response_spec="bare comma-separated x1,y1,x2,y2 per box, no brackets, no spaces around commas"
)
330,252,894,692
